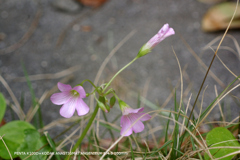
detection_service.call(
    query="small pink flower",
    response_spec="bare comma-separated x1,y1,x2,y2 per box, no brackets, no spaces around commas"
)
138,23,175,57
146,23,175,49
119,100,151,136
50,82,89,118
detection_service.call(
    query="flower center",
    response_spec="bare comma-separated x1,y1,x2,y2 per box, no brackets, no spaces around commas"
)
71,90,80,97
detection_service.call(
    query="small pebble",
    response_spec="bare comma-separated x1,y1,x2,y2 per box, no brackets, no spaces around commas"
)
72,24,80,32
51,0,80,13
0,33,6,41
41,61,48,68
91,55,97,61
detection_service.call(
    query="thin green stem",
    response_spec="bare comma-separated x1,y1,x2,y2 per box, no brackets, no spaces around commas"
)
65,105,100,160
87,88,98,96
104,88,114,96
101,111,115,141
79,79,98,89
112,92,120,101
102,57,138,92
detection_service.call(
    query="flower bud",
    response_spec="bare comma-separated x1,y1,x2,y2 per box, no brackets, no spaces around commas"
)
137,23,175,58
110,96,116,108
118,100,129,112
97,96,109,113
105,104,110,112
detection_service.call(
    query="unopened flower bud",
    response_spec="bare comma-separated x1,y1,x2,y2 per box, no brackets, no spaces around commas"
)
97,99,108,113
97,96,109,113
137,23,175,58
110,96,116,108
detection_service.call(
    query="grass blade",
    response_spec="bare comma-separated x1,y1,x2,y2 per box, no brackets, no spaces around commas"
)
44,132,61,160
148,140,172,158
21,61,43,128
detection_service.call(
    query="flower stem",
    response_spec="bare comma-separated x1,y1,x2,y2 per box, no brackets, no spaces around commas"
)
112,92,120,101
102,57,138,92
79,79,98,89
65,105,99,160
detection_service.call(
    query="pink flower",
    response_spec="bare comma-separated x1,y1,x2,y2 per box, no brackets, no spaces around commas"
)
137,23,175,57
119,100,151,136
50,82,89,118
146,23,175,48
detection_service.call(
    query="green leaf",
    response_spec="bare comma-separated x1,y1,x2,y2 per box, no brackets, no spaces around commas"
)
17,129,51,160
0,121,35,159
204,127,240,160
0,93,6,123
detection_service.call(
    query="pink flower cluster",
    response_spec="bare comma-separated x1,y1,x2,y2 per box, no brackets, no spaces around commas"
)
50,83,151,136
51,23,174,136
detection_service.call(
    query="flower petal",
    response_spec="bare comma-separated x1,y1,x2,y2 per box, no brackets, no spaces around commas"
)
75,99,89,116
147,34,159,48
123,107,144,115
132,120,144,133
163,28,175,37
135,112,151,121
120,116,133,136
73,86,86,98
158,24,175,41
128,113,145,133
159,29,175,42
58,82,72,92
59,98,77,118
50,92,72,105
158,23,170,35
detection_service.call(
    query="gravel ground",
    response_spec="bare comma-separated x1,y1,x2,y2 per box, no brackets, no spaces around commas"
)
0,0,240,137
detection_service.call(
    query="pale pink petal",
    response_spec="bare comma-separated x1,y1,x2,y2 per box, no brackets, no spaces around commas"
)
159,28,175,42
164,28,175,37
158,23,170,35
120,115,124,127
128,114,145,133
147,34,159,48
50,92,72,105
135,112,151,121
123,107,144,115
120,116,133,136
132,120,144,133
59,98,78,118
58,82,72,92
73,86,86,98
75,99,89,116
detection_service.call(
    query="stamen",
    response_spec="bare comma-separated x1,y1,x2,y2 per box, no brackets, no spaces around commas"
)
71,90,80,97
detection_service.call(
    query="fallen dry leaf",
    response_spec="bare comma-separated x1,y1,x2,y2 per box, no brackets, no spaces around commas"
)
77,0,108,8
198,0,226,4
81,25,92,32
202,2,240,32
0,119,6,127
